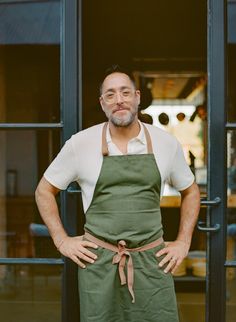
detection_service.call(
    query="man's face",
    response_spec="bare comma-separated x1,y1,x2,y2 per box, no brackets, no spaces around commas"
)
99,72,140,127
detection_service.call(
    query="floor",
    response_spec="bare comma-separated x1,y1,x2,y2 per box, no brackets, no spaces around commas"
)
177,273,236,322
0,266,61,322
177,293,205,322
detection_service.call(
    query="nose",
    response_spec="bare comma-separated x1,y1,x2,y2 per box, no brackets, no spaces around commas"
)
116,92,124,104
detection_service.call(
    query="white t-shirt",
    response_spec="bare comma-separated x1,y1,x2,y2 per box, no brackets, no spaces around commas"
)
44,122,194,212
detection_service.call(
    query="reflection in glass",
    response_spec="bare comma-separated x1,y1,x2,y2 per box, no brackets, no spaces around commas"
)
227,43,236,123
177,292,205,322
227,130,236,250
0,264,61,322
174,207,206,322
226,268,236,322
0,1,60,123
227,130,236,322
227,131,236,194
0,130,60,258
145,102,208,196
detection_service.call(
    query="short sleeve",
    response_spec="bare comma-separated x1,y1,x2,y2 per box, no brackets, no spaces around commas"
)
43,138,79,190
167,141,195,191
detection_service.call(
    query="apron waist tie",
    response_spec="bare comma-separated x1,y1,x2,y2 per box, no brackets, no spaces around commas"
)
84,231,164,303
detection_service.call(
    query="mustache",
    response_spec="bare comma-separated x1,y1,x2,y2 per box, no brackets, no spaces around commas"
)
112,106,130,113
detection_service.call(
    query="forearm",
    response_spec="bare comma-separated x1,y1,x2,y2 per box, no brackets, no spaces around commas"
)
35,179,68,248
177,182,200,247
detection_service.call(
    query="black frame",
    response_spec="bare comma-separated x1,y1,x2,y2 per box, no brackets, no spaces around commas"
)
61,0,81,320
206,0,232,322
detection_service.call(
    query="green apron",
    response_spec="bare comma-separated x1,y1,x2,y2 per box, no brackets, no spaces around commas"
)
78,123,179,322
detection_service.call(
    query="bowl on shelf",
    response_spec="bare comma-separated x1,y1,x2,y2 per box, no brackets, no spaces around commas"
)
186,250,206,270
192,262,206,277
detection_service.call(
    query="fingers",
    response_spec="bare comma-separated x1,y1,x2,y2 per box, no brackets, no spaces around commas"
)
156,241,187,274
76,250,96,263
160,256,178,274
80,247,98,260
80,240,99,249
157,252,175,273
71,255,86,269
156,246,168,258
58,236,99,268
69,248,97,269
70,244,98,267
171,259,182,274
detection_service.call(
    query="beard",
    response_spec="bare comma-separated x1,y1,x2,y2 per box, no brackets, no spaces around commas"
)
105,106,138,127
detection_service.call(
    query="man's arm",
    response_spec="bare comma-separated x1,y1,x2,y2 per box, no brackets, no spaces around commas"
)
35,177,98,268
156,182,200,273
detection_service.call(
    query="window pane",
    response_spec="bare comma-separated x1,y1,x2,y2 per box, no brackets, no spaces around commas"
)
176,256,206,322
177,291,205,322
227,43,236,123
227,129,236,322
227,130,236,247
165,207,206,322
0,130,60,258
0,1,60,123
0,264,61,322
226,267,236,322
227,130,236,194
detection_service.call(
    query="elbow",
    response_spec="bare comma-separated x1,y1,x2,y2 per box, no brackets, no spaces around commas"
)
35,180,45,205
35,177,60,204
191,182,200,198
194,182,201,200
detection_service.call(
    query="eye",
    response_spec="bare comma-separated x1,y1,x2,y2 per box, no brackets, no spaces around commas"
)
105,92,115,99
122,90,131,96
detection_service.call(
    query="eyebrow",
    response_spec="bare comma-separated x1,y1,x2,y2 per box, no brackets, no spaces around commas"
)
104,86,133,93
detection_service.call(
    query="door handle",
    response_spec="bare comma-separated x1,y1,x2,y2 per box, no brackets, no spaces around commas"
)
198,197,221,232
67,186,81,193
197,221,221,232
200,197,221,206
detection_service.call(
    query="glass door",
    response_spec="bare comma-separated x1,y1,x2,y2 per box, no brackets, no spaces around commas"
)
200,1,236,322
0,1,80,321
225,1,236,322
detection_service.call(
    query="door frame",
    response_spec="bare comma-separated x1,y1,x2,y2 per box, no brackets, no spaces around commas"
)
206,0,230,321
61,0,82,321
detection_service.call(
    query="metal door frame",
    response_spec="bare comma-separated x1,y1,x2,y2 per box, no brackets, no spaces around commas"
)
61,0,82,321
206,0,235,321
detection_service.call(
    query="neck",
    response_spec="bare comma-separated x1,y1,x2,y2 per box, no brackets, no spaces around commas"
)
108,117,140,141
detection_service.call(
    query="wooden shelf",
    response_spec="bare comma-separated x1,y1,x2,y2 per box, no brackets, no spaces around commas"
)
161,194,236,208
174,275,205,282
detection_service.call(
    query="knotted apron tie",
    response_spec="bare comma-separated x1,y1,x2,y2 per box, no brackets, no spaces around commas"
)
112,240,135,302
84,231,164,303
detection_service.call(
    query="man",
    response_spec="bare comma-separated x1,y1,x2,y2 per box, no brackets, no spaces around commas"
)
35,65,200,322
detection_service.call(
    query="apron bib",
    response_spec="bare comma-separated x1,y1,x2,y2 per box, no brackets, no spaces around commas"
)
78,123,179,322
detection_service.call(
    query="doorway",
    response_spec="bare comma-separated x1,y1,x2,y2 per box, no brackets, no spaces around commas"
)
0,1,235,322
81,1,234,322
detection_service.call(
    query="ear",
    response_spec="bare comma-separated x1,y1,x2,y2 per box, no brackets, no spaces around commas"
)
135,90,141,105
99,96,105,111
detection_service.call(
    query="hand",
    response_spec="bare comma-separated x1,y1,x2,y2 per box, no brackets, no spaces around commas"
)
155,240,189,274
58,235,98,268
